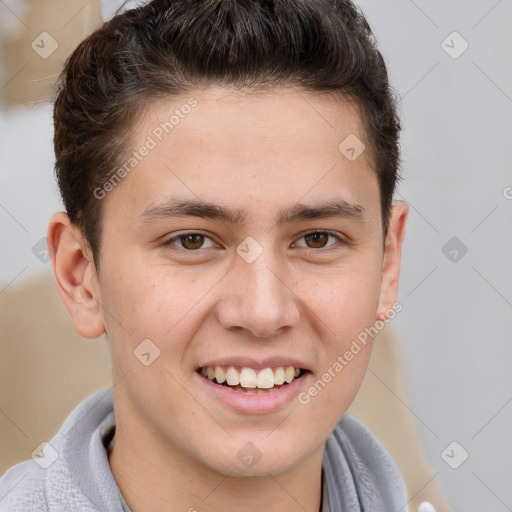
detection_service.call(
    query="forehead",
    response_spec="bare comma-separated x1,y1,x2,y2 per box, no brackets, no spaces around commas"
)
104,86,380,225
148,86,367,158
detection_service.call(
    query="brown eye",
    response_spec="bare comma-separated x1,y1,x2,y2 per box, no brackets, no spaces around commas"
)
164,232,216,251
304,232,329,248
295,231,342,250
179,234,205,250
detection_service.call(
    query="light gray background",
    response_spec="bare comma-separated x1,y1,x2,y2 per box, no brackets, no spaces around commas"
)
1,1,511,511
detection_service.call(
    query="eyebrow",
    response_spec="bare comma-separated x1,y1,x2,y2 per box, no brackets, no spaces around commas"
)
137,198,365,225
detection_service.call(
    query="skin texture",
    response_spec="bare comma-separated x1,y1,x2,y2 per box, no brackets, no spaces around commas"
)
48,86,408,512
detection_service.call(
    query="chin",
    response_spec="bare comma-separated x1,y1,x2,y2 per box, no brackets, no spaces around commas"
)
197,438,310,478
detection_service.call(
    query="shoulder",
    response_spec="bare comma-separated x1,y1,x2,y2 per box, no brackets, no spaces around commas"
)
0,460,49,511
326,413,409,511
0,455,104,512
337,413,401,470
0,388,116,512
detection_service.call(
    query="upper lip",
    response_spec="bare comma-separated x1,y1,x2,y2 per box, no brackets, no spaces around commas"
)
197,356,310,371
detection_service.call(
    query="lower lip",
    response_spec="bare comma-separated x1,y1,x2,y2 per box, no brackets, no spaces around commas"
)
195,371,310,414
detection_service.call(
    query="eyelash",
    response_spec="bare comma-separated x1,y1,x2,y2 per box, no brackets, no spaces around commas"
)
162,230,346,253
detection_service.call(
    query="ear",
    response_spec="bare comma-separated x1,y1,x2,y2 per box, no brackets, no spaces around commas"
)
47,212,105,338
376,200,409,320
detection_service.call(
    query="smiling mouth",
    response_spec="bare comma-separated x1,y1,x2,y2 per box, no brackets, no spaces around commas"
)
197,365,307,393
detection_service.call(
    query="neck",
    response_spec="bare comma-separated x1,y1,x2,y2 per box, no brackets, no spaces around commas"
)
108,416,325,512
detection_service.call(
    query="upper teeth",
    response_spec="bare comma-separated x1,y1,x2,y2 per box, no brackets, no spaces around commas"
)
200,366,301,389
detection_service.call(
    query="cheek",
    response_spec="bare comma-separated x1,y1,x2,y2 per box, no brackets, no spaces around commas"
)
297,260,382,337
99,257,223,356
295,258,381,412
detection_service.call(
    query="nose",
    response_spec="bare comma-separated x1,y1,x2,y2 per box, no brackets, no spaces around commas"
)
216,249,300,338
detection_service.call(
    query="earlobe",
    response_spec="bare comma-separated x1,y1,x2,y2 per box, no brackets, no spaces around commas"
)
376,200,409,320
47,212,105,339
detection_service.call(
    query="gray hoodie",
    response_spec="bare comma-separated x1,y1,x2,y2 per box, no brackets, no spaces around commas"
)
0,388,413,511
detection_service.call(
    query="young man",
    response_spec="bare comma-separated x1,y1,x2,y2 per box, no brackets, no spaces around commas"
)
0,0,436,510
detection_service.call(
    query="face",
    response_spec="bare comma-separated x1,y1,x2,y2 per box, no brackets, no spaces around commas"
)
78,86,404,477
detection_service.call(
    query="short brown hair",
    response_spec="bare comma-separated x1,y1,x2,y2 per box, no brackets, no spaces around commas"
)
54,0,401,269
